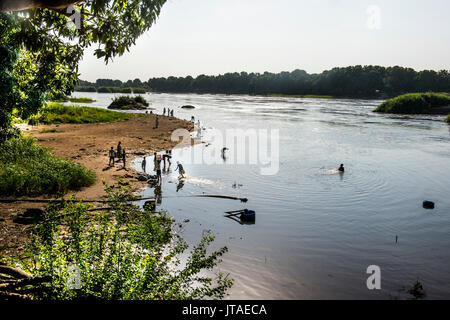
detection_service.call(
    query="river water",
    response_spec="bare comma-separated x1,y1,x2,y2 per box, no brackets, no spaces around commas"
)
70,92,450,299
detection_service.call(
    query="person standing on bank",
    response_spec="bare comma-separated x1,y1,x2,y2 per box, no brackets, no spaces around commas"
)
117,141,122,159
155,115,159,129
122,148,127,169
109,147,115,166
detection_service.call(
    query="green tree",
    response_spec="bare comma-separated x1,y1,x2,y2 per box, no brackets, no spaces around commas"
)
14,183,233,300
0,0,167,140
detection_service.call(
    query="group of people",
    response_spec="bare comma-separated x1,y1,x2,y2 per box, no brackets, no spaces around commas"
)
144,150,184,185
162,107,174,117
108,141,127,168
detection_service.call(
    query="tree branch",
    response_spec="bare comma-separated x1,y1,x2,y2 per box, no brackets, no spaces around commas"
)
0,0,85,12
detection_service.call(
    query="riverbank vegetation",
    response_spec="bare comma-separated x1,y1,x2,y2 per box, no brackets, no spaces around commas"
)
29,103,135,125
4,183,232,300
374,92,450,114
108,96,150,110
78,66,450,99
51,96,96,103
77,86,148,94
446,114,450,123
267,94,333,99
0,135,96,196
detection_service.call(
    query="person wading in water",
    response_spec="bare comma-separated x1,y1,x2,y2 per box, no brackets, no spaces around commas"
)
176,161,185,178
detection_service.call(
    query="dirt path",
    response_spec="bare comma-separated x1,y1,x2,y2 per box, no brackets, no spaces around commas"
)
0,114,194,256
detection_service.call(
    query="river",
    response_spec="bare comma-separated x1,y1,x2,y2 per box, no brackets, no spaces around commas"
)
69,91,450,299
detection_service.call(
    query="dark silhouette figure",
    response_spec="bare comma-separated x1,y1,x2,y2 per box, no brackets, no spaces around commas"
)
122,148,127,169
117,141,122,158
141,157,147,173
108,147,115,166
338,164,345,172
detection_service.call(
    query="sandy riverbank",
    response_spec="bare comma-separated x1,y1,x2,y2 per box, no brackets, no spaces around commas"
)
0,113,194,256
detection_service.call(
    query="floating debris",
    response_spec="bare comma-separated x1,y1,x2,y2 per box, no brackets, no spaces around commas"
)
423,201,435,209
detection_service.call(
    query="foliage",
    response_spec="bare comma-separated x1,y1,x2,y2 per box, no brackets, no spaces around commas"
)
114,87,132,94
40,128,61,133
78,66,450,98
109,95,149,110
446,113,450,124
75,86,97,92
132,95,149,106
97,86,112,93
15,183,233,300
268,94,333,99
132,88,147,94
79,78,147,89
0,135,95,196
68,97,96,103
31,102,133,124
0,1,167,140
374,92,450,114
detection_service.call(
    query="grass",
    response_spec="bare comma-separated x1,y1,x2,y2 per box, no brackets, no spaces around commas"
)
132,88,147,94
75,86,97,92
447,114,450,124
0,135,96,196
40,128,62,133
267,94,333,99
30,103,136,125
68,97,96,103
374,92,450,114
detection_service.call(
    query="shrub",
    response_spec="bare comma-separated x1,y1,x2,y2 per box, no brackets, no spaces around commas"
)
48,92,69,102
68,97,96,103
75,86,97,92
446,113,450,124
374,92,450,114
14,183,233,300
133,88,147,94
97,87,112,93
132,95,149,106
117,87,132,94
108,96,149,110
0,135,96,196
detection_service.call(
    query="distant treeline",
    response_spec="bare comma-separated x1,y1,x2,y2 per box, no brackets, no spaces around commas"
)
78,66,450,98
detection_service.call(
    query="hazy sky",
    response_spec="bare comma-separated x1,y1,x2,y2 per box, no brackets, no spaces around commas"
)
78,0,450,82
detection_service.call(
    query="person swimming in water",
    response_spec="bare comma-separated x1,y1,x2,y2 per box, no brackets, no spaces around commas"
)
338,164,345,172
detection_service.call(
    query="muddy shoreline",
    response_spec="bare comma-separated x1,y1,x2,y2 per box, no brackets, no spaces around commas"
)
0,114,194,256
